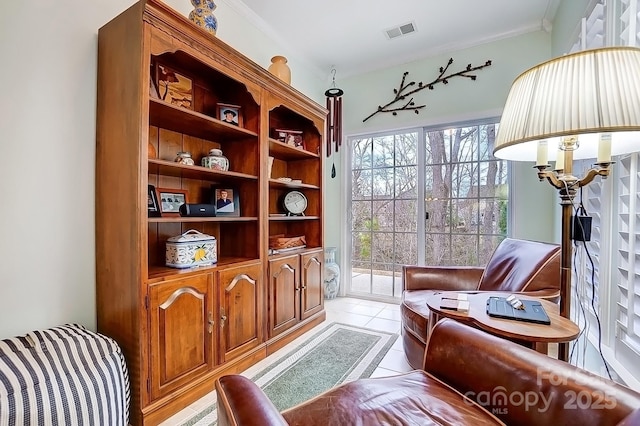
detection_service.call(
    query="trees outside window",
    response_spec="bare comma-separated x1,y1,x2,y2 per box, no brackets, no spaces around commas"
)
349,120,508,299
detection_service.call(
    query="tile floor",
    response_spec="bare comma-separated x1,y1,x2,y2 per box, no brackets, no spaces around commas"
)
159,297,410,425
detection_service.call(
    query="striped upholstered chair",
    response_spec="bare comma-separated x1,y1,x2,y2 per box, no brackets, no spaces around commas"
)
0,324,129,425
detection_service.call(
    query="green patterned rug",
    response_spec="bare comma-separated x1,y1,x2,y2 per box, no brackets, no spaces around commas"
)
181,322,398,425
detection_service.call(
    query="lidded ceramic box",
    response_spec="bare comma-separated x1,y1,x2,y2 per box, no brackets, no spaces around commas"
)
166,229,217,268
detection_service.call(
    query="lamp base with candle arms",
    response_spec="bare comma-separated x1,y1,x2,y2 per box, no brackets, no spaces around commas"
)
534,136,612,361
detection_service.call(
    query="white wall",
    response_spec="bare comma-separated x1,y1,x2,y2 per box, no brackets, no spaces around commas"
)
325,31,558,260
341,31,548,135
210,0,326,102
0,0,324,340
0,1,587,340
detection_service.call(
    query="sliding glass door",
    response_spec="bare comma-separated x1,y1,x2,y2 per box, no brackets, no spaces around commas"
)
424,124,507,266
348,120,507,301
350,131,418,299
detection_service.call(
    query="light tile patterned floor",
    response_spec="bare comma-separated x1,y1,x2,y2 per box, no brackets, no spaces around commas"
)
159,297,410,425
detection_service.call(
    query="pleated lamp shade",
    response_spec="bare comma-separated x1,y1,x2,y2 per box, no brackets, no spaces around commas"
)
494,47,640,161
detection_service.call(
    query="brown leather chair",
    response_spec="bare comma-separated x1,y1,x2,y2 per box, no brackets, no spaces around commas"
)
401,238,561,368
215,319,640,426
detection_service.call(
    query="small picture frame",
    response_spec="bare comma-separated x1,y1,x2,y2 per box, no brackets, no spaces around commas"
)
275,129,304,149
149,78,160,99
217,103,242,127
148,185,161,217
267,156,274,178
157,188,189,217
155,63,193,109
211,187,240,217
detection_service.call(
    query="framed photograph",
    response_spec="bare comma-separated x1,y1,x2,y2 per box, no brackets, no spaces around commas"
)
275,128,304,149
147,185,161,217
149,78,159,99
157,188,189,217
155,63,193,109
217,103,242,127
211,186,240,217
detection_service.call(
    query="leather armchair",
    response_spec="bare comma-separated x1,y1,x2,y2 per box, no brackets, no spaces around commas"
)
215,319,640,426
401,238,561,368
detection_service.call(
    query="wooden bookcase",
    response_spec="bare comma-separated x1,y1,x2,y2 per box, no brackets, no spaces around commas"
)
96,1,326,424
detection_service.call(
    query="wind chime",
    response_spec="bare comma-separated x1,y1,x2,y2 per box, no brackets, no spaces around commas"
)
325,68,344,178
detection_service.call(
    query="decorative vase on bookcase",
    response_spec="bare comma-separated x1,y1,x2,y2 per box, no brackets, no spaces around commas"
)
324,247,340,299
268,56,291,84
189,0,218,35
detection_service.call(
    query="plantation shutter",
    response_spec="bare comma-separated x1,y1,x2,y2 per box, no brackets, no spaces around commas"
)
614,154,640,377
619,0,640,45
612,0,640,378
570,2,605,52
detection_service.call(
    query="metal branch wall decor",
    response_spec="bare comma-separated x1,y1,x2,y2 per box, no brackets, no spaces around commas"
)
362,58,492,122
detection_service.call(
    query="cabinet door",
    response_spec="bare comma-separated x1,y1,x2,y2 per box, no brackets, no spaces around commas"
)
218,262,262,363
268,255,300,338
149,273,214,400
300,250,324,320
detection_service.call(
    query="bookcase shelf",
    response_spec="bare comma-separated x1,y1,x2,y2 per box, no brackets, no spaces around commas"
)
96,1,326,425
149,98,258,141
269,138,320,159
269,178,320,190
148,216,259,223
149,159,258,182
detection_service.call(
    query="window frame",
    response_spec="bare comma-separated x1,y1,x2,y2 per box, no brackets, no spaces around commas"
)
343,117,507,300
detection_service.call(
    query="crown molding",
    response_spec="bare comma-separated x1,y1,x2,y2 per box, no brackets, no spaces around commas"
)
341,22,545,79
219,0,326,80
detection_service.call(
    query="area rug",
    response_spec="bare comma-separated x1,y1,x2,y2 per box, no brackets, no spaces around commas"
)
181,322,399,426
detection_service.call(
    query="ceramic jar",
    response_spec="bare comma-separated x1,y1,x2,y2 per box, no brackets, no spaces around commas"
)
148,142,157,159
201,148,229,171
324,247,340,299
189,0,218,35
268,56,291,84
175,151,195,165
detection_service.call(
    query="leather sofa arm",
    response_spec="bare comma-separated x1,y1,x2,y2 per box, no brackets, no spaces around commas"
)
425,319,640,426
403,265,482,291
216,375,288,426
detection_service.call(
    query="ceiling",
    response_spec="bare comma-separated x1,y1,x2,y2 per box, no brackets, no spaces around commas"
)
235,0,561,79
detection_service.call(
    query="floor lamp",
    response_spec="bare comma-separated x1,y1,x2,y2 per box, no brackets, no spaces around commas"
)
493,47,640,362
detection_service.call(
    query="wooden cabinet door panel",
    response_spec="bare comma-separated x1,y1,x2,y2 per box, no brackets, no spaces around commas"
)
149,273,214,400
300,250,324,320
218,262,262,362
268,255,300,337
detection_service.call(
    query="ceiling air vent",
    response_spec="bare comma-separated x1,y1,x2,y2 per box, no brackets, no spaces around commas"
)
385,21,416,39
